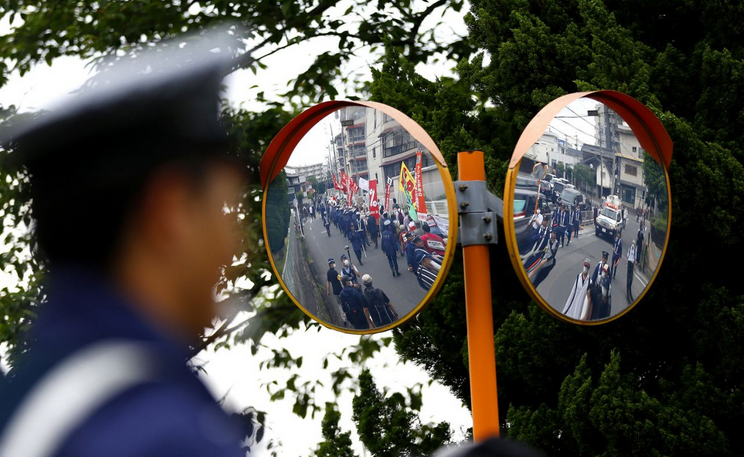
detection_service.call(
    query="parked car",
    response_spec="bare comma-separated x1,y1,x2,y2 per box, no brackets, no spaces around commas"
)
514,187,551,255
551,180,567,203
560,188,584,208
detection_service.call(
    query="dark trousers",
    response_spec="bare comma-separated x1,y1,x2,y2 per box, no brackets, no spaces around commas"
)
626,262,634,302
612,255,621,278
354,249,363,264
387,254,399,274
566,227,573,244
325,224,331,236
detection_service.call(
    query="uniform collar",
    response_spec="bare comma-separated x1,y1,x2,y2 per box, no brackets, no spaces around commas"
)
32,264,191,361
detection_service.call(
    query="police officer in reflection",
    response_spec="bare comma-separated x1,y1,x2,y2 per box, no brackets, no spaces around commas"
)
588,251,612,319
349,229,364,266
626,240,636,303
326,258,343,302
0,34,247,456
323,212,332,237
367,212,379,249
339,275,374,330
380,220,401,277
566,205,575,246
361,274,399,327
573,205,581,240
611,230,623,279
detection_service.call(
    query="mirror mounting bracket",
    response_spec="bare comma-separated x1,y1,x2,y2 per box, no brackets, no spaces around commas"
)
455,180,503,246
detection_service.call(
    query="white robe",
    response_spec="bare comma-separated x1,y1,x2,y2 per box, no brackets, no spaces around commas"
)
562,272,589,320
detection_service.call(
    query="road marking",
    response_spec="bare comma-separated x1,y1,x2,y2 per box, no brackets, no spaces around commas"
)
634,270,648,287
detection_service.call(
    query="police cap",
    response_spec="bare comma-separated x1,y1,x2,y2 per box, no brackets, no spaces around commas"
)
2,31,235,177
0,29,239,266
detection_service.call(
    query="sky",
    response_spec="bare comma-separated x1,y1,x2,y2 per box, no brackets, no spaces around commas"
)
0,6,474,457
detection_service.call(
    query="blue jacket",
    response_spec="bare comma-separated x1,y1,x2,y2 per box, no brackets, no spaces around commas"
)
0,266,245,457
381,227,397,255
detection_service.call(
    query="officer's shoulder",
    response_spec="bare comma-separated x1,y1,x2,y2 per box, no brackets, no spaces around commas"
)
62,381,244,456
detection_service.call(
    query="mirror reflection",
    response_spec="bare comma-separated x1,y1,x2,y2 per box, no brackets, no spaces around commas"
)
513,99,669,322
265,106,451,331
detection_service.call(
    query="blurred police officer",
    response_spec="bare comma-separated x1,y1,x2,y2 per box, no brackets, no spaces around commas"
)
380,220,401,277
360,274,398,327
0,32,246,457
339,276,373,330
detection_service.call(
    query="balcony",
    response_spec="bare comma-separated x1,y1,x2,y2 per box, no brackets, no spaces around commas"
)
383,141,420,158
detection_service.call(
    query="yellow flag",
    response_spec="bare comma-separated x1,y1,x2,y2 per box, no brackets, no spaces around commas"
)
399,161,415,193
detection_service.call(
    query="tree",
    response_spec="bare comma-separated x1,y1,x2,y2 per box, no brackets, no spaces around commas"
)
0,0,470,103
351,369,450,457
315,403,357,457
573,163,594,195
379,0,744,455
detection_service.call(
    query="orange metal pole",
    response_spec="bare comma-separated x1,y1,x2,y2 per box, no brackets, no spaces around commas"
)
458,150,500,440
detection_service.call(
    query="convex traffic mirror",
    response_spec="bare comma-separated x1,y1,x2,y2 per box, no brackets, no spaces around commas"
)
260,102,458,334
504,91,673,324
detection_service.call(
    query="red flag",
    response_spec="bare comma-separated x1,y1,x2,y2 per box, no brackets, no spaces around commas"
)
415,150,428,219
368,180,379,221
350,179,359,195
332,173,341,191
340,171,350,192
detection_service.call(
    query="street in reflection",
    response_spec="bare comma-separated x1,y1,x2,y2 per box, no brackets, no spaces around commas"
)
513,100,669,321
265,106,450,331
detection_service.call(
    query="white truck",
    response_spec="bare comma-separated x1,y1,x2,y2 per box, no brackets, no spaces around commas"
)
595,202,623,239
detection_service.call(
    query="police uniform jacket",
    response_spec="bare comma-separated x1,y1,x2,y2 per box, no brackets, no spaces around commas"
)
0,266,245,457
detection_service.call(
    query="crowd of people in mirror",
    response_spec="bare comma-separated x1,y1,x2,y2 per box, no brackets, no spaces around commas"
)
519,197,647,321
302,197,447,330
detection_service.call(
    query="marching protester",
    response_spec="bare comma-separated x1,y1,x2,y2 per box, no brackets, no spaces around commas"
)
361,274,399,327
405,232,418,272
411,237,442,291
562,258,591,320
357,211,371,248
380,220,402,277
420,222,446,256
340,254,361,285
339,276,374,330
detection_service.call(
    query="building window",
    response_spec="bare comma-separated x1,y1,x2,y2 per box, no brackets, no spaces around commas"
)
632,146,637,153
372,146,376,159
625,164,637,176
